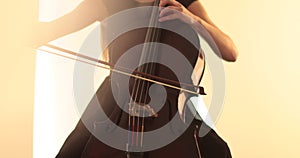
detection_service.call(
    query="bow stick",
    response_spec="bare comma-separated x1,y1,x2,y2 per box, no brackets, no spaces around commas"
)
38,44,206,95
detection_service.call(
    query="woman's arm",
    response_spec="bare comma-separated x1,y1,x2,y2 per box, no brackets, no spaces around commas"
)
33,0,108,47
159,0,238,62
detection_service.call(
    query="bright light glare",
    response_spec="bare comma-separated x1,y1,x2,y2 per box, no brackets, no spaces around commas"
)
34,0,106,157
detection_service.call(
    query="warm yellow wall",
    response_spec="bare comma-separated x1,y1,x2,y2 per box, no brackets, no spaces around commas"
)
201,0,300,157
0,1,37,158
0,0,299,157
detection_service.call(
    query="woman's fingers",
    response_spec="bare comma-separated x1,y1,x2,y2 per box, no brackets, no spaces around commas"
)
159,6,178,17
159,13,179,22
159,9,194,24
158,0,194,24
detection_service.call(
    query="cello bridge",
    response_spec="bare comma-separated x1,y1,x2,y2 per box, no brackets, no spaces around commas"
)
128,103,158,118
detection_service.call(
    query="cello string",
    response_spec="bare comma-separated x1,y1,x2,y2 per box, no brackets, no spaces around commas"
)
129,2,161,145
127,4,162,145
140,35,161,146
133,26,156,147
139,0,161,147
133,41,154,146
129,27,151,147
140,33,161,147
126,14,159,147
131,35,150,146
126,4,161,147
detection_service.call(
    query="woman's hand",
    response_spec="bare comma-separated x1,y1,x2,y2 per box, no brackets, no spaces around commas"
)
159,0,196,25
159,0,238,62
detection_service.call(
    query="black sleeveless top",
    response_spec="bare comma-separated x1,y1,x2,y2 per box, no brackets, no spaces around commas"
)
177,0,197,8
102,0,197,17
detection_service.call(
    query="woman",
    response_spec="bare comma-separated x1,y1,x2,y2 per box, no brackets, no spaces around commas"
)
35,0,238,157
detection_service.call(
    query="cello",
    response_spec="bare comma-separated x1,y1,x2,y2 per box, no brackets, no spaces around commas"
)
80,0,205,157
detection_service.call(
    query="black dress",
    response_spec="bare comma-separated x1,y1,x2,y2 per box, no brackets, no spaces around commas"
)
56,0,232,157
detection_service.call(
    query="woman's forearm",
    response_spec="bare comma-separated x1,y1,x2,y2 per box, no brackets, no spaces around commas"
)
192,16,238,62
